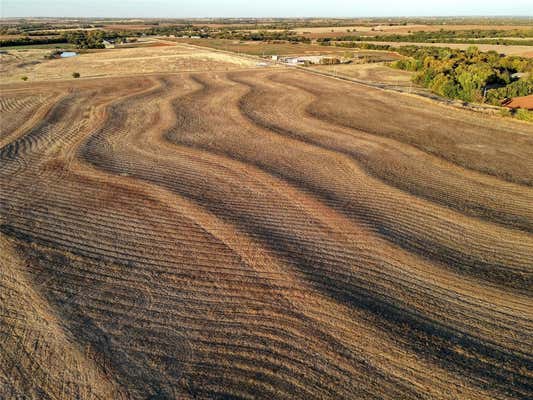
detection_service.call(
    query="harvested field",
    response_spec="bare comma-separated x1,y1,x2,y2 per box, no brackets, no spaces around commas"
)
294,24,533,38
102,24,154,31
1,55,533,400
294,24,426,39
0,43,259,83
310,62,417,86
358,40,533,57
294,24,531,34
173,38,399,58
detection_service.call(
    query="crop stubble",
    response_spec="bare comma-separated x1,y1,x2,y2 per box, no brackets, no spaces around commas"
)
1,66,532,399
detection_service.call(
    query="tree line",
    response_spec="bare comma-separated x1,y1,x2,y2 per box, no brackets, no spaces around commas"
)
0,30,137,49
317,28,533,46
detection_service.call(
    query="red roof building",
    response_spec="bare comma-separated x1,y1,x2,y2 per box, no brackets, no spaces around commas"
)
502,95,533,110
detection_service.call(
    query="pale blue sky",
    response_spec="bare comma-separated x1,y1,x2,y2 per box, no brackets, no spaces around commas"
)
2,0,532,18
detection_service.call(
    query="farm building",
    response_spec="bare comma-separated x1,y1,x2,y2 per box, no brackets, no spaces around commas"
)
282,55,327,65
283,57,304,65
281,55,345,66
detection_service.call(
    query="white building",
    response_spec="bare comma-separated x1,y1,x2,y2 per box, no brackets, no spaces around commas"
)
282,55,327,65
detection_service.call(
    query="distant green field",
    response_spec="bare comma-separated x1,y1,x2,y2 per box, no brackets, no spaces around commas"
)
176,38,318,56
0,43,74,50
174,38,399,58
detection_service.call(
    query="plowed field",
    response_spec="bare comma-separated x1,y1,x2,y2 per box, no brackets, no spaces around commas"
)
1,58,532,399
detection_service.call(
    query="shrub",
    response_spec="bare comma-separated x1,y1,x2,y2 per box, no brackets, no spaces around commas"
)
72,72,80,78
515,109,533,122
499,108,512,118
20,76,28,81
391,58,422,71
44,50,63,59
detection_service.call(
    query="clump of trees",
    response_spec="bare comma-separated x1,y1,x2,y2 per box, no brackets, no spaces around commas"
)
1,30,105,49
389,46,532,104
320,57,341,65
0,36,66,47
333,42,394,51
0,29,130,49
63,31,106,49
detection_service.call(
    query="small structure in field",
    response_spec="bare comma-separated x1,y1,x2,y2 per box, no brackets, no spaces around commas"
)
103,40,115,49
284,57,303,65
282,56,322,65
281,55,347,66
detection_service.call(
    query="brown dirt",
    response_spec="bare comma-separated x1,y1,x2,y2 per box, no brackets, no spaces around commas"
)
1,56,532,399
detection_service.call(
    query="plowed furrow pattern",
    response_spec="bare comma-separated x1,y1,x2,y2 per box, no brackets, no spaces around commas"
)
1,69,531,400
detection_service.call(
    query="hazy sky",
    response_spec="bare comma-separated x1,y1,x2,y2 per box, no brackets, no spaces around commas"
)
2,0,532,18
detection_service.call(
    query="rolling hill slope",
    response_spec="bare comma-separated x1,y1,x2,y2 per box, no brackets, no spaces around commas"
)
1,68,532,399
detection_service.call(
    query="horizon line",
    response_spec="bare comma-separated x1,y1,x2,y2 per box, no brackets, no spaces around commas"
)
2,15,533,19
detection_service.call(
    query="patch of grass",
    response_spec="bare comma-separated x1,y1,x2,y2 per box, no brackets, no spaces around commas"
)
499,107,533,122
